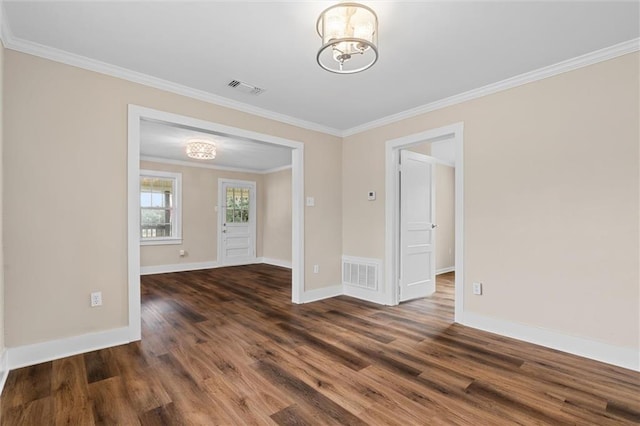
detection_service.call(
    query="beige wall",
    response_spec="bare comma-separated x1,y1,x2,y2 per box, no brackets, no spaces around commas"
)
140,161,265,267
343,53,639,349
3,45,637,357
262,168,292,263
4,50,342,347
436,164,455,272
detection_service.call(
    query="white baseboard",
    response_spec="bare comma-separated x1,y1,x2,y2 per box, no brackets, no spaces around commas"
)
141,261,218,275
461,312,640,372
300,285,343,303
0,349,8,395
436,266,455,275
142,258,294,275
8,326,131,370
343,285,389,305
258,257,292,269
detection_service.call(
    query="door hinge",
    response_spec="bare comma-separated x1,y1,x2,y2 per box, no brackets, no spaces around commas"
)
397,284,401,298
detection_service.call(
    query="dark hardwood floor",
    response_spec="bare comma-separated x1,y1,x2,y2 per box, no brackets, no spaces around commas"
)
2,264,639,425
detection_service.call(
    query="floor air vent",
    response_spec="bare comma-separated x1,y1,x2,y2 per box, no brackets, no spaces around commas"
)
342,256,379,290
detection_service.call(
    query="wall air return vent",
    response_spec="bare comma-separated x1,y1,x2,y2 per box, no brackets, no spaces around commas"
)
342,256,379,291
227,79,266,96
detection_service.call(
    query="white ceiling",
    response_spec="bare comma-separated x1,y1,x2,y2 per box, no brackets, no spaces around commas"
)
2,1,639,134
140,119,292,171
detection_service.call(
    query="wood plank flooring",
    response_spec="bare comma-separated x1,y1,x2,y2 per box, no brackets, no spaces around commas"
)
2,264,639,425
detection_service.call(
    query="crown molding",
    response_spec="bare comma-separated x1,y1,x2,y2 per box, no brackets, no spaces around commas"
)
342,38,640,137
0,21,342,138
140,155,290,175
262,164,293,174
0,2,8,48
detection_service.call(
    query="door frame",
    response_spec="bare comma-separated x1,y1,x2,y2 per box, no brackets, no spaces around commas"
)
385,122,464,322
127,105,305,341
217,178,257,266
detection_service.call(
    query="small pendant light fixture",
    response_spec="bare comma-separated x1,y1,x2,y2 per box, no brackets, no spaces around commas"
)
186,139,216,160
316,2,378,74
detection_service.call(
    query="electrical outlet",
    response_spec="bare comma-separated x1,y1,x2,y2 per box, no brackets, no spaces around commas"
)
91,291,103,307
179,249,186,257
472,282,483,295
313,264,319,273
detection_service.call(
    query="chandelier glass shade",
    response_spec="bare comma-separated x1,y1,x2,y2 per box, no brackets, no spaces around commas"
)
186,139,216,160
316,2,378,74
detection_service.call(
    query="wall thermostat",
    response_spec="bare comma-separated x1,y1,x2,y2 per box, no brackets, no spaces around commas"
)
367,191,376,201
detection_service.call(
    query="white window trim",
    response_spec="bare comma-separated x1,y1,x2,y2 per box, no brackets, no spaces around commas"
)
140,169,183,245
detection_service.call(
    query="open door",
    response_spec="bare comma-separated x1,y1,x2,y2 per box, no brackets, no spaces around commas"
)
399,150,436,302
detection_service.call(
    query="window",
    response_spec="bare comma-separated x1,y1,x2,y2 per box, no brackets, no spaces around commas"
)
225,187,250,223
140,170,182,245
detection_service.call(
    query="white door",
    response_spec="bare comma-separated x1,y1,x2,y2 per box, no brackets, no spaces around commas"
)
399,150,436,302
218,179,257,265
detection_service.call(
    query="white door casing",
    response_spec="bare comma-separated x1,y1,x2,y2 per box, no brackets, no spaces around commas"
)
218,179,257,265
399,150,436,302
385,122,463,321
129,105,306,342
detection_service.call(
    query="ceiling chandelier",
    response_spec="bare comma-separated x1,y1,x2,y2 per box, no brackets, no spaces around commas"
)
316,2,378,74
186,139,216,160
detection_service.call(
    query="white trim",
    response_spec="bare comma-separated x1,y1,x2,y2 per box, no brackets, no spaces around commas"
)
433,157,455,168
259,257,292,269
0,1,6,48
0,2,9,49
299,285,343,303
129,106,306,345
1,31,341,137
262,164,293,175
461,312,640,372
343,38,640,137
343,285,389,305
7,327,130,370
436,267,455,275
140,238,182,246
1,6,635,139
0,349,9,395
140,261,218,275
453,125,464,323
291,146,304,303
385,122,464,324
127,106,142,341
141,258,293,275
140,155,292,175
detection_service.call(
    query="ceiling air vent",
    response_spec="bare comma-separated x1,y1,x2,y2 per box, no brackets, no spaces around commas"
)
227,79,266,96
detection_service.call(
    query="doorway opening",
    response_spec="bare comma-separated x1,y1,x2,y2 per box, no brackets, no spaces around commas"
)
385,122,464,322
127,105,305,341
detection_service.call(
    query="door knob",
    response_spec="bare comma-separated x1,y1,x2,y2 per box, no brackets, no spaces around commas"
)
431,224,437,229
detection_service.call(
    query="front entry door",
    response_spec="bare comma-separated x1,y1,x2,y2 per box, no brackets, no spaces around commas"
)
218,179,256,265
399,150,436,302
